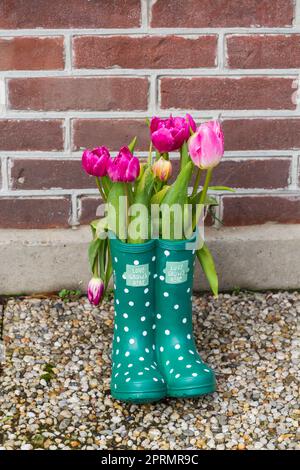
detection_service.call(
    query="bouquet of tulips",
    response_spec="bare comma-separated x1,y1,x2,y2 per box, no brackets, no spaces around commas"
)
82,115,229,305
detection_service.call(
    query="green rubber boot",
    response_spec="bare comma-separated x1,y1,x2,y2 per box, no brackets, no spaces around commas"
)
154,235,216,398
109,236,167,403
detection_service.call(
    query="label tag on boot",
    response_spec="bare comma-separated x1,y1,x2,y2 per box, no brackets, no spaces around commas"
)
164,260,189,284
126,263,150,287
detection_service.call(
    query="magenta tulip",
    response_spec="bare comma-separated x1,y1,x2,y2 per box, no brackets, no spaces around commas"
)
188,120,224,169
150,114,196,153
82,147,110,177
87,277,104,306
107,146,140,182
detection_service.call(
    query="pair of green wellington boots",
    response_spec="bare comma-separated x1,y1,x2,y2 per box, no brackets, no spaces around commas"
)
109,235,216,403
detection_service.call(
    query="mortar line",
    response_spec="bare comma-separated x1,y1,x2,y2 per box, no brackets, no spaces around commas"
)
0,188,298,198
0,150,296,158
64,34,72,72
290,153,299,188
2,109,300,118
0,28,299,36
64,117,71,154
0,157,9,191
294,0,300,26
148,74,158,114
0,78,6,116
2,69,300,78
217,32,224,70
71,193,80,226
141,0,149,31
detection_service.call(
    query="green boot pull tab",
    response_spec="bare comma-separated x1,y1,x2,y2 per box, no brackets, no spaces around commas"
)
154,236,216,398
109,237,167,403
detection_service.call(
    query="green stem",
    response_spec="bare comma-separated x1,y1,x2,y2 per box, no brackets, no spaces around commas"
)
95,177,106,201
191,167,202,198
147,142,153,165
124,183,129,243
199,168,213,205
93,247,100,278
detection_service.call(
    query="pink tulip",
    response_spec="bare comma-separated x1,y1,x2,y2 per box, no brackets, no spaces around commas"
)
188,120,224,169
82,147,110,177
87,277,104,306
150,114,196,153
152,157,172,182
107,146,140,182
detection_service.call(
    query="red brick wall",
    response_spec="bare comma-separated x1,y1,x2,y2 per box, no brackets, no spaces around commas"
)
0,0,299,229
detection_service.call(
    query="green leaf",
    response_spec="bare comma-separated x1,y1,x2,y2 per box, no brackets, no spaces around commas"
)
145,117,150,128
208,186,235,192
189,191,218,207
162,161,193,207
196,243,218,297
105,245,113,289
102,176,112,196
128,136,137,153
151,185,170,205
107,182,126,241
134,166,155,207
160,161,193,239
180,141,190,170
88,238,102,272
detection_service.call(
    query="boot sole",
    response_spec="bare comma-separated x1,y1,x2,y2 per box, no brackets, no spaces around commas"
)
167,381,216,398
111,390,166,404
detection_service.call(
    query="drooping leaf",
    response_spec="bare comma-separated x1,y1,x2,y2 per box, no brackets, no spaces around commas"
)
88,238,102,272
208,186,235,192
196,243,218,297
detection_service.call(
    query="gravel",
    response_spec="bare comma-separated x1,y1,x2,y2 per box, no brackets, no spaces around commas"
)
0,291,299,450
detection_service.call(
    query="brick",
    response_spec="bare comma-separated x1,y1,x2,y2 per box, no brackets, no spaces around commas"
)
73,35,217,69
227,35,300,69
170,158,291,189
160,77,295,110
151,0,294,28
0,197,71,228
8,77,149,111
79,196,103,225
211,158,291,189
0,120,64,151
222,195,300,226
10,159,94,190
0,37,64,71
223,119,300,151
73,119,150,152
0,0,140,28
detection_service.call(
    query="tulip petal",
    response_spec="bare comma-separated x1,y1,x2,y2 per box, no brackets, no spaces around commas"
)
151,128,175,153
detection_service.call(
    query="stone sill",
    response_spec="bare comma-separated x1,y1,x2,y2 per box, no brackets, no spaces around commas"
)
0,224,299,295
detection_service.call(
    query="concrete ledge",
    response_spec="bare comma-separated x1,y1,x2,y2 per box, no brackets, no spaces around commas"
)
0,225,299,295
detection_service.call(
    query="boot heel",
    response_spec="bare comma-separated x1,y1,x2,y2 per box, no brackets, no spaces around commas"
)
154,235,216,398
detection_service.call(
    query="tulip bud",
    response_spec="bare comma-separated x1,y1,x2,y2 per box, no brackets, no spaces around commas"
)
152,157,172,182
188,120,224,170
82,147,110,177
87,277,104,306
